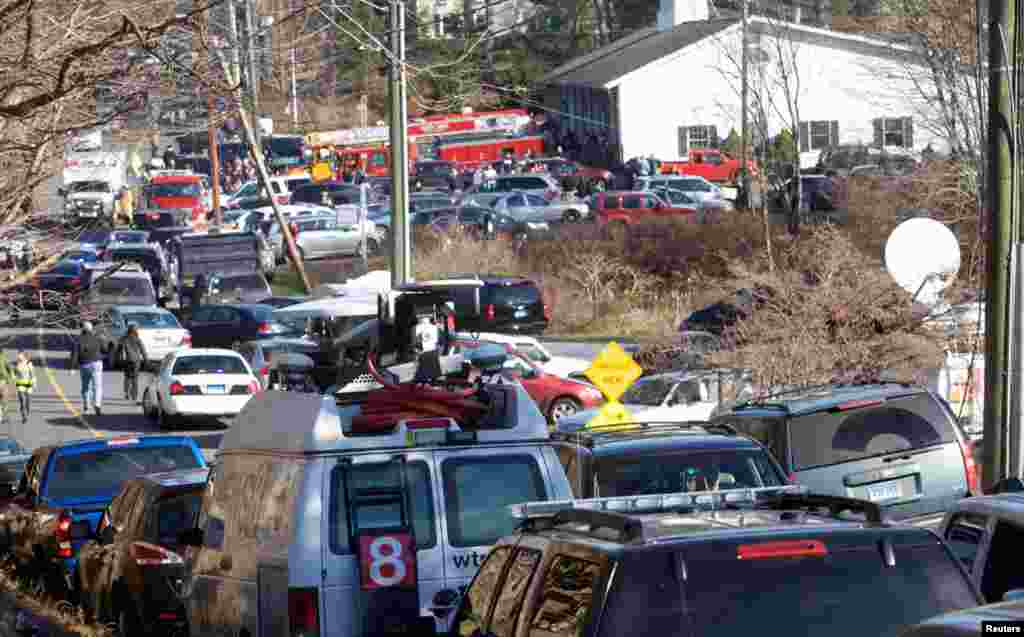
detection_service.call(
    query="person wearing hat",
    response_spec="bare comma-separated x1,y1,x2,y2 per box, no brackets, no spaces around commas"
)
70,321,105,416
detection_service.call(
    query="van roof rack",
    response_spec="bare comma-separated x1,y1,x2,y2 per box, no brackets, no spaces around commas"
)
553,421,738,443
732,379,920,411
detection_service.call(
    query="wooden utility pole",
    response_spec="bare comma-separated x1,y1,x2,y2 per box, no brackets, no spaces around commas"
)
982,0,1015,491
739,0,750,207
207,93,222,223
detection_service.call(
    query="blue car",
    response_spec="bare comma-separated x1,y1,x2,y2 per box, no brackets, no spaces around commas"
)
0,435,206,594
61,248,99,264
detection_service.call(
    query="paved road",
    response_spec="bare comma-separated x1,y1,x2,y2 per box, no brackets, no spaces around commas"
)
1,325,224,459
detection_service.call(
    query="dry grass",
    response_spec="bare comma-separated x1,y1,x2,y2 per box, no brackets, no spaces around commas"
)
0,561,111,637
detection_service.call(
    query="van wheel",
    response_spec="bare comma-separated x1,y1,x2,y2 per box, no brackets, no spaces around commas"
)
548,397,582,423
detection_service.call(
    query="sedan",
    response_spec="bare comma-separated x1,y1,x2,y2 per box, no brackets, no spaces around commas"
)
185,303,294,349
94,305,191,368
141,349,260,428
453,340,604,423
489,191,590,224
423,206,549,239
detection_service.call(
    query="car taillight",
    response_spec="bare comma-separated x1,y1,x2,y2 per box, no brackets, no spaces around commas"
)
543,303,551,321
259,366,269,376
70,277,81,287
248,380,261,394
181,333,191,346
131,542,183,566
959,437,980,495
446,314,455,332
170,381,185,395
258,322,275,334
788,473,796,484
146,212,160,220
289,588,319,637
484,304,495,321
275,195,288,204
55,511,72,558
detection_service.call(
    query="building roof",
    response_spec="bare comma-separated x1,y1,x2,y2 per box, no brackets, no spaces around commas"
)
541,18,738,87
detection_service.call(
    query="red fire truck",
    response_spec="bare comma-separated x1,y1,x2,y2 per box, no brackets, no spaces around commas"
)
307,109,546,177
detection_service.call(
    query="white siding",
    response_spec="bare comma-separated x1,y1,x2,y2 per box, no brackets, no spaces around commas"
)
611,21,949,167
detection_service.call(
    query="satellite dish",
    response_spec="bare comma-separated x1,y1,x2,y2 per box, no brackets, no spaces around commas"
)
885,218,960,306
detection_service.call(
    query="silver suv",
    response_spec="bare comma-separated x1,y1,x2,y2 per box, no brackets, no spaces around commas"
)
712,381,979,521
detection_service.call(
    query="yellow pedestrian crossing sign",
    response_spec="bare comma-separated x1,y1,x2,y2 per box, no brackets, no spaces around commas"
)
584,342,643,402
586,400,635,430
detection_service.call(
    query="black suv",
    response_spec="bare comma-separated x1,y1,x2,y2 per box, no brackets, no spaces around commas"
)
553,421,788,498
452,491,982,637
421,276,549,334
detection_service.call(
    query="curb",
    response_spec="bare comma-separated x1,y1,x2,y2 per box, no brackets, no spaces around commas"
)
0,589,82,637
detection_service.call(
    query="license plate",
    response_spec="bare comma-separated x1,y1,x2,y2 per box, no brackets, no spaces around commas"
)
79,211,97,217
205,384,226,394
866,483,901,501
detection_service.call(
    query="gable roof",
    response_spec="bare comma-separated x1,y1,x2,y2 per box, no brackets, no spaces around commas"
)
540,18,739,88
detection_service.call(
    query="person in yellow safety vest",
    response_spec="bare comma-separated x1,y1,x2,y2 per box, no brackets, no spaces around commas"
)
13,351,34,424
119,186,134,225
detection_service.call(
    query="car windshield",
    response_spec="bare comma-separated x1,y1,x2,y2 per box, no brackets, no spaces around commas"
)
156,492,202,547
90,278,155,303
595,449,785,496
215,274,269,295
621,377,676,406
122,312,179,328
788,394,956,471
0,439,25,455
485,283,540,306
44,446,201,500
146,183,200,198
172,355,248,375
69,181,110,193
677,540,978,637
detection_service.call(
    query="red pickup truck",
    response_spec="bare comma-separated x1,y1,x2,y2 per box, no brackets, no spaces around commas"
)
662,149,758,185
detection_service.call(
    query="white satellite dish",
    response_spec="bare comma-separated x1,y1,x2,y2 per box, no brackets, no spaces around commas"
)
885,217,960,306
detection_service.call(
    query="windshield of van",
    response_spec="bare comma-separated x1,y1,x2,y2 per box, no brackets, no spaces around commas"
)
90,278,155,304
594,450,785,497
788,394,956,471
45,446,201,500
677,539,978,637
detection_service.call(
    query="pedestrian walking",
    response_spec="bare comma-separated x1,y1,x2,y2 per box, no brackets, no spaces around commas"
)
0,355,13,426
13,351,34,424
70,321,104,416
116,325,144,402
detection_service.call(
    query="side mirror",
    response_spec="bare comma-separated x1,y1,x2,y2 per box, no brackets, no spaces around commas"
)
1004,589,1024,602
177,527,204,547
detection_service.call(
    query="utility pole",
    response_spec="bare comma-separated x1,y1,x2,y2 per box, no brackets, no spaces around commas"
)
982,0,1015,492
388,0,411,286
739,0,750,209
290,47,299,128
207,92,222,223
246,0,261,146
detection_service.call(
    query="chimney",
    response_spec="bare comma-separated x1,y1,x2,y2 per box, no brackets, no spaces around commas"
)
657,0,710,30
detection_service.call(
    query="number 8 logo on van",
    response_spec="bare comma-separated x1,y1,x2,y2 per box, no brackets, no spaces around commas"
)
358,532,417,590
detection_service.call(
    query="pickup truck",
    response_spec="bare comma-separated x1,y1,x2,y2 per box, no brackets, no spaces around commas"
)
171,230,267,309
662,149,758,185
0,435,206,596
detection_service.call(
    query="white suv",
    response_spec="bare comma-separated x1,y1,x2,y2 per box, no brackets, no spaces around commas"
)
453,331,589,378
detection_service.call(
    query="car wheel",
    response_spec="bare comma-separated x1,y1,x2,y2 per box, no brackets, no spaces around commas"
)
366,238,379,254
143,390,158,422
562,210,582,223
548,397,582,423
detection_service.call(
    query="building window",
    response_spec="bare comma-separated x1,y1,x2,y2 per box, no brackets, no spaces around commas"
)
678,125,719,155
798,120,839,152
873,117,914,148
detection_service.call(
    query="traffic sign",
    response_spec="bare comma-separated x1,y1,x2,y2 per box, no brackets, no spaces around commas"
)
584,342,643,402
585,400,635,430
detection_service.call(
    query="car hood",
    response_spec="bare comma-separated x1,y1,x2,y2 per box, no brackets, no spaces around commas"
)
541,357,590,377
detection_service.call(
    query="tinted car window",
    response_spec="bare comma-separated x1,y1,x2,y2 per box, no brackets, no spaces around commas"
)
443,456,546,547
789,394,956,470
171,355,247,375
529,555,603,637
45,447,201,500
455,546,513,636
945,513,987,570
599,552,686,637
155,492,202,545
594,449,785,497
484,283,540,307
681,538,979,637
329,461,435,553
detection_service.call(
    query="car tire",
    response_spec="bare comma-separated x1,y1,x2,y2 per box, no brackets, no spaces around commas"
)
366,238,379,254
562,210,582,223
548,397,582,423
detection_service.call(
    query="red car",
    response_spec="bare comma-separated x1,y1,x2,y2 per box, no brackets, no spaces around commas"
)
452,339,604,424
592,191,698,232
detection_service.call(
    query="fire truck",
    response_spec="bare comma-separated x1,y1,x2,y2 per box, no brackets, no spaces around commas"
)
306,109,547,177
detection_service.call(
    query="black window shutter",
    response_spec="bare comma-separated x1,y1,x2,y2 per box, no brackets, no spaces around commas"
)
798,121,810,153
872,118,884,147
902,117,914,148
710,125,719,148
829,121,839,147
678,126,689,156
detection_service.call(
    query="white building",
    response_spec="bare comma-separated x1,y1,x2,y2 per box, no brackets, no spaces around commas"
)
539,0,951,168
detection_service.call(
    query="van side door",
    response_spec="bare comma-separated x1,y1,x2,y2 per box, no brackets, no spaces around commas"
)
321,451,443,637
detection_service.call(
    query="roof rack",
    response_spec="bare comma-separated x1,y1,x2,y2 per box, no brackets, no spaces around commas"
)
757,492,884,525
554,421,737,441
510,485,806,522
732,379,919,410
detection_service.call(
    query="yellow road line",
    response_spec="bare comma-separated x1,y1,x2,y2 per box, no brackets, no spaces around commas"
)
35,325,100,438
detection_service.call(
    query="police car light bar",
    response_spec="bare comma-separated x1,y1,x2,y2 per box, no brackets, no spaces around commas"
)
508,485,807,520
